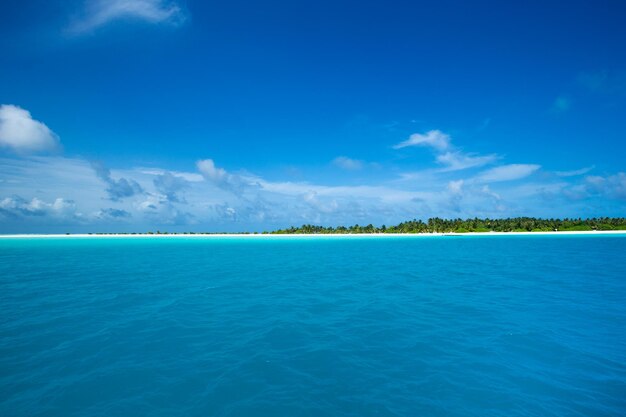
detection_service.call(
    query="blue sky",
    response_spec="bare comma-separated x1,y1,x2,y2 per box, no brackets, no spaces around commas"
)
1,0,625,232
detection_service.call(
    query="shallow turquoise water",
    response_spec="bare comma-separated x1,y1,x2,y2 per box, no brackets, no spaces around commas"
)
1,235,625,416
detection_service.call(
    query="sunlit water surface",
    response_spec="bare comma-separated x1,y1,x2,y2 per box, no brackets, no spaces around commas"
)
1,235,625,416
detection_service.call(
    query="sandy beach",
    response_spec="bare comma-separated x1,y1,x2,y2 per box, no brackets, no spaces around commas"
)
1,231,626,238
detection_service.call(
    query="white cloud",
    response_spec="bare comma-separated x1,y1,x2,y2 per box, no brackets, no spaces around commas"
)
153,171,189,202
447,180,464,194
69,0,185,34
584,173,626,200
0,105,60,154
446,180,464,212
555,166,594,177
197,159,228,183
303,191,339,213
95,208,132,220
91,161,144,201
139,169,203,182
480,185,501,201
0,196,78,219
436,151,498,171
560,173,626,202
332,156,364,170
393,130,451,151
2,154,622,232
256,179,433,203
196,159,258,196
394,129,496,172
476,164,541,183
134,194,194,225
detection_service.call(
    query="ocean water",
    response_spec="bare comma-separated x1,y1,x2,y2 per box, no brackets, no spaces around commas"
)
1,235,626,417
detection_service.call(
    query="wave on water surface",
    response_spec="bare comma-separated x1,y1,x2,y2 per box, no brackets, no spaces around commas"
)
1,236,625,416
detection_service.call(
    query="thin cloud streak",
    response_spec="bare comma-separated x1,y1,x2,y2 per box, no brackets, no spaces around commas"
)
475,164,541,183
68,0,186,34
332,156,364,170
393,130,451,151
436,152,498,172
395,129,497,172
555,166,595,177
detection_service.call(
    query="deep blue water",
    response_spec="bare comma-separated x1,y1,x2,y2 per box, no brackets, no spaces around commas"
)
1,235,626,417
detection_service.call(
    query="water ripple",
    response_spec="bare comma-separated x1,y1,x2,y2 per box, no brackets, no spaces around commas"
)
1,236,625,416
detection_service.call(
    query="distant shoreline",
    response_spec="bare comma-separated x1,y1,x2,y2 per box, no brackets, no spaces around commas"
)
2,231,626,238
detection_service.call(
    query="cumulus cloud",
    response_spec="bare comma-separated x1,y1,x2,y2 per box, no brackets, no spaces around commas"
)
91,161,143,201
135,194,194,225
447,179,464,194
393,130,451,151
475,164,540,183
332,156,364,170
584,173,626,200
68,0,186,34
303,191,339,213
1,151,622,232
153,171,189,202
196,159,253,194
197,159,228,184
446,180,464,212
560,173,626,202
0,105,60,154
95,208,132,219
0,196,78,219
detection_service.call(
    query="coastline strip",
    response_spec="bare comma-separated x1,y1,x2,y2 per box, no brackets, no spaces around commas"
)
1,231,626,238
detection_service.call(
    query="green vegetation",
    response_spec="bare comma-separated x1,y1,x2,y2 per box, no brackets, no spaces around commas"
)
270,217,626,234
77,217,626,235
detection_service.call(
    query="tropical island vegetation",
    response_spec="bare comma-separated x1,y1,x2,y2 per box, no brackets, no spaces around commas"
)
73,217,626,235
269,217,626,234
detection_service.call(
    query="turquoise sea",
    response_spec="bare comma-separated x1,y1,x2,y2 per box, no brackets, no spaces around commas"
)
1,235,625,417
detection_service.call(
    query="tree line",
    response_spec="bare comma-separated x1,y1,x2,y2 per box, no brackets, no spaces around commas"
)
270,217,626,234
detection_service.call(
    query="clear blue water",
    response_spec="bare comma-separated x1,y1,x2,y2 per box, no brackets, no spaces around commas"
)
1,235,626,417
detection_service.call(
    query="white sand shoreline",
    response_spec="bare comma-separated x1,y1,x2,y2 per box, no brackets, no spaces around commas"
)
1,231,626,238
